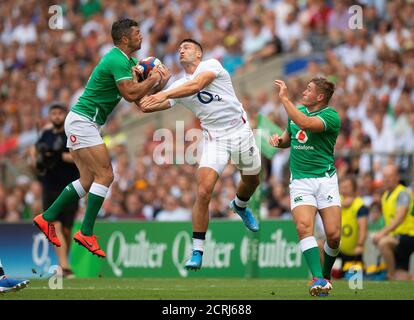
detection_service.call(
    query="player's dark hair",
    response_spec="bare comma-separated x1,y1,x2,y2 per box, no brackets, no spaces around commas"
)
310,77,335,104
111,18,138,45
179,38,203,53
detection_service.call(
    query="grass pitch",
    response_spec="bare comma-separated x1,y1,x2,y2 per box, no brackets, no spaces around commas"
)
1,278,413,300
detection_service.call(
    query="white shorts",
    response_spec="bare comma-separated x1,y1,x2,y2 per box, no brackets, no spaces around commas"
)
65,111,103,150
290,174,341,210
199,124,261,175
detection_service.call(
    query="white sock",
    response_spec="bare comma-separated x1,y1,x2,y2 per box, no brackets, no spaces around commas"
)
324,241,339,257
89,183,109,198
193,238,204,252
234,195,248,208
299,236,318,252
72,179,87,198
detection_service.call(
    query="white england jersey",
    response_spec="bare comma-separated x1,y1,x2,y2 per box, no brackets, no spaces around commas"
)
168,59,248,133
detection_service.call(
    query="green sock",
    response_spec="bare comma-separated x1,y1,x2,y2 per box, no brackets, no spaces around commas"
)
322,243,339,279
43,183,80,222
81,192,105,236
302,247,324,278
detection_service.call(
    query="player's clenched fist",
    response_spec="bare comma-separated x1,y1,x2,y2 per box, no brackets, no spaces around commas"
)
269,134,282,147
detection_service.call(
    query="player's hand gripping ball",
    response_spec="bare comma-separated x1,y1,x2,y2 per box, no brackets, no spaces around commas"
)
135,56,162,81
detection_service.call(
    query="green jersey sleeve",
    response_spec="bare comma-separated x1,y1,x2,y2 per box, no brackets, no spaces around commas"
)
108,56,134,83
286,117,292,135
317,108,341,133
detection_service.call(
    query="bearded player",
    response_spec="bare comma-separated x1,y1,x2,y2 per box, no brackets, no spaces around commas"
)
34,18,170,257
270,78,341,296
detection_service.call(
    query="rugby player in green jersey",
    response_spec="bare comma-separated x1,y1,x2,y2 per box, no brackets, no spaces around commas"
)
270,78,341,296
34,19,170,257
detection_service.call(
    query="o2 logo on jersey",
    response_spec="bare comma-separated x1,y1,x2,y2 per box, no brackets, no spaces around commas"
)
296,130,308,143
197,91,222,104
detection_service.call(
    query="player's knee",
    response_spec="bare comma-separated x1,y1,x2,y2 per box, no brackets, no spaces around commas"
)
197,186,212,203
94,169,114,186
326,229,341,247
295,221,312,238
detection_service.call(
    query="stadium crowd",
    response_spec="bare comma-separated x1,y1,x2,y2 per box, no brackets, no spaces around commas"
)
0,0,414,230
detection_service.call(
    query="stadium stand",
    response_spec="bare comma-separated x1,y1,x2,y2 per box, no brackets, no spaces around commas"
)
0,0,413,237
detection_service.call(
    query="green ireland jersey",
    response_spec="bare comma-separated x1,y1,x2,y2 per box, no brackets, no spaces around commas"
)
287,105,341,179
71,47,138,125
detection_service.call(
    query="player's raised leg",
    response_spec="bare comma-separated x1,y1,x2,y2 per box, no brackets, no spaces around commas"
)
34,143,93,247
185,167,219,270
230,132,261,232
319,205,341,293
70,143,114,257
230,173,260,232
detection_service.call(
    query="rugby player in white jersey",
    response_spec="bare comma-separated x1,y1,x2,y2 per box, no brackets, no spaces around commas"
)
140,39,261,270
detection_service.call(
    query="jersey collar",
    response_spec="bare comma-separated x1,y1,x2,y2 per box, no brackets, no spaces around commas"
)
306,106,329,115
114,46,131,61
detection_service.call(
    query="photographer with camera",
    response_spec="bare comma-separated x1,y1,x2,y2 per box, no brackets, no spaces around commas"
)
30,102,79,278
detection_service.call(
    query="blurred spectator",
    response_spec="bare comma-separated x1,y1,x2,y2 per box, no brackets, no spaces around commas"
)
372,164,414,280
155,195,191,221
327,0,351,33
276,8,303,52
242,18,273,62
337,176,368,279
125,192,146,220
222,36,244,75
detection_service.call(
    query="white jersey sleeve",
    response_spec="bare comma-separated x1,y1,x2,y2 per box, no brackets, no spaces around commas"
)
195,58,223,77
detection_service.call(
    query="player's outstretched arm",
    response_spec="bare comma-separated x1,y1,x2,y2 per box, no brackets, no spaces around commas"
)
137,98,172,113
141,71,216,110
274,80,325,132
162,71,216,99
269,130,291,148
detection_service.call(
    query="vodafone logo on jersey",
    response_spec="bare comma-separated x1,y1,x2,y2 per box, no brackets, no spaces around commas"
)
296,130,308,144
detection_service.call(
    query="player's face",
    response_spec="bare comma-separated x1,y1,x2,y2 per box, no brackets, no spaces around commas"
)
178,42,199,64
301,82,323,107
127,27,142,51
49,108,66,128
